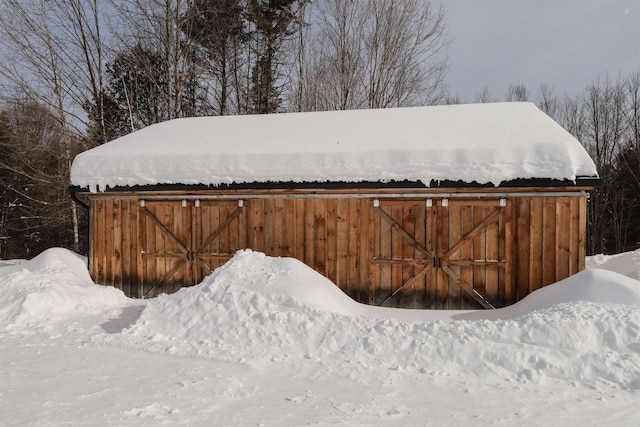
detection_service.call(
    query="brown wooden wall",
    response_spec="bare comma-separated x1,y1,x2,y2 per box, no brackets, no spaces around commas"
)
87,189,588,309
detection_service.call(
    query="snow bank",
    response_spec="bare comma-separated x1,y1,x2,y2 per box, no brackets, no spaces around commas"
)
0,248,133,329
457,268,640,321
193,250,363,316
112,249,640,390
0,247,91,280
2,247,639,393
71,103,598,191
587,248,640,280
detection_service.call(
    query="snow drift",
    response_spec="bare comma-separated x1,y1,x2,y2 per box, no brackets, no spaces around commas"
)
2,248,639,426
99,249,640,391
587,248,640,280
0,248,133,329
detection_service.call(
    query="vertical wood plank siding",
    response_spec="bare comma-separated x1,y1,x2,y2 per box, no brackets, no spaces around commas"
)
88,192,589,308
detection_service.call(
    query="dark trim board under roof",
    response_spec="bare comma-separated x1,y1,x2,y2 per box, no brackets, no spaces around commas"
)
69,176,600,195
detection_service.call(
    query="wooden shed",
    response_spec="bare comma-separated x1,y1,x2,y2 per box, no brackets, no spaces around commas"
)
70,103,599,309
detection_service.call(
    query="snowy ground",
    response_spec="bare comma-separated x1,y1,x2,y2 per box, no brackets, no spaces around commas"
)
1,248,639,426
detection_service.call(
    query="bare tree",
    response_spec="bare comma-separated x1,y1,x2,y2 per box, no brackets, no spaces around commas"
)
308,0,368,110
558,94,586,141
583,77,627,172
0,98,85,258
537,84,559,120
56,0,110,145
108,0,203,121
362,0,448,108
474,86,495,103
505,83,529,102
624,72,640,174
626,72,640,161
581,76,629,253
610,72,640,251
292,0,448,111
0,0,87,251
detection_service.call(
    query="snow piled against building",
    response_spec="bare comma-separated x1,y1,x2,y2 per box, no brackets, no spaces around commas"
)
71,102,598,191
1,248,640,425
2,247,640,392
0,248,132,327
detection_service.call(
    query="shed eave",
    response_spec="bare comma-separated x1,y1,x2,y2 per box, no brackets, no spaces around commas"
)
69,176,599,197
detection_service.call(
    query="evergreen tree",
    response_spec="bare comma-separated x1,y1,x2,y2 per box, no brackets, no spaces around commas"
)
247,0,303,113
182,0,247,115
87,42,210,141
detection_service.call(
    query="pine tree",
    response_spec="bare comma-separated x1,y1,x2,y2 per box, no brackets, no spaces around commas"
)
247,0,303,113
182,0,247,115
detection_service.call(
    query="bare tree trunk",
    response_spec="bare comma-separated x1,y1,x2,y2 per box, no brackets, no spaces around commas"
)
65,0,108,145
40,3,81,251
290,0,309,112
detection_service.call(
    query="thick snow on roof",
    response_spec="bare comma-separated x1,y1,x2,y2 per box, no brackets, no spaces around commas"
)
71,102,598,192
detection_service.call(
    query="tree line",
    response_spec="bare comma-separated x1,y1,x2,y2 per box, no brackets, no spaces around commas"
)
476,77,640,256
0,0,447,146
0,0,638,259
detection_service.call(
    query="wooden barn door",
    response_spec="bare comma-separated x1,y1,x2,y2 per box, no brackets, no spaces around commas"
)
373,198,512,309
440,199,512,309
373,200,437,308
139,199,243,297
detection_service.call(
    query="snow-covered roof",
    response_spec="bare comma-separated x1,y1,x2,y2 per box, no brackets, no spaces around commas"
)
71,102,598,192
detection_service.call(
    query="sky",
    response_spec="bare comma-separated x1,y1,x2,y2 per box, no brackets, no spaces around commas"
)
438,0,640,102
